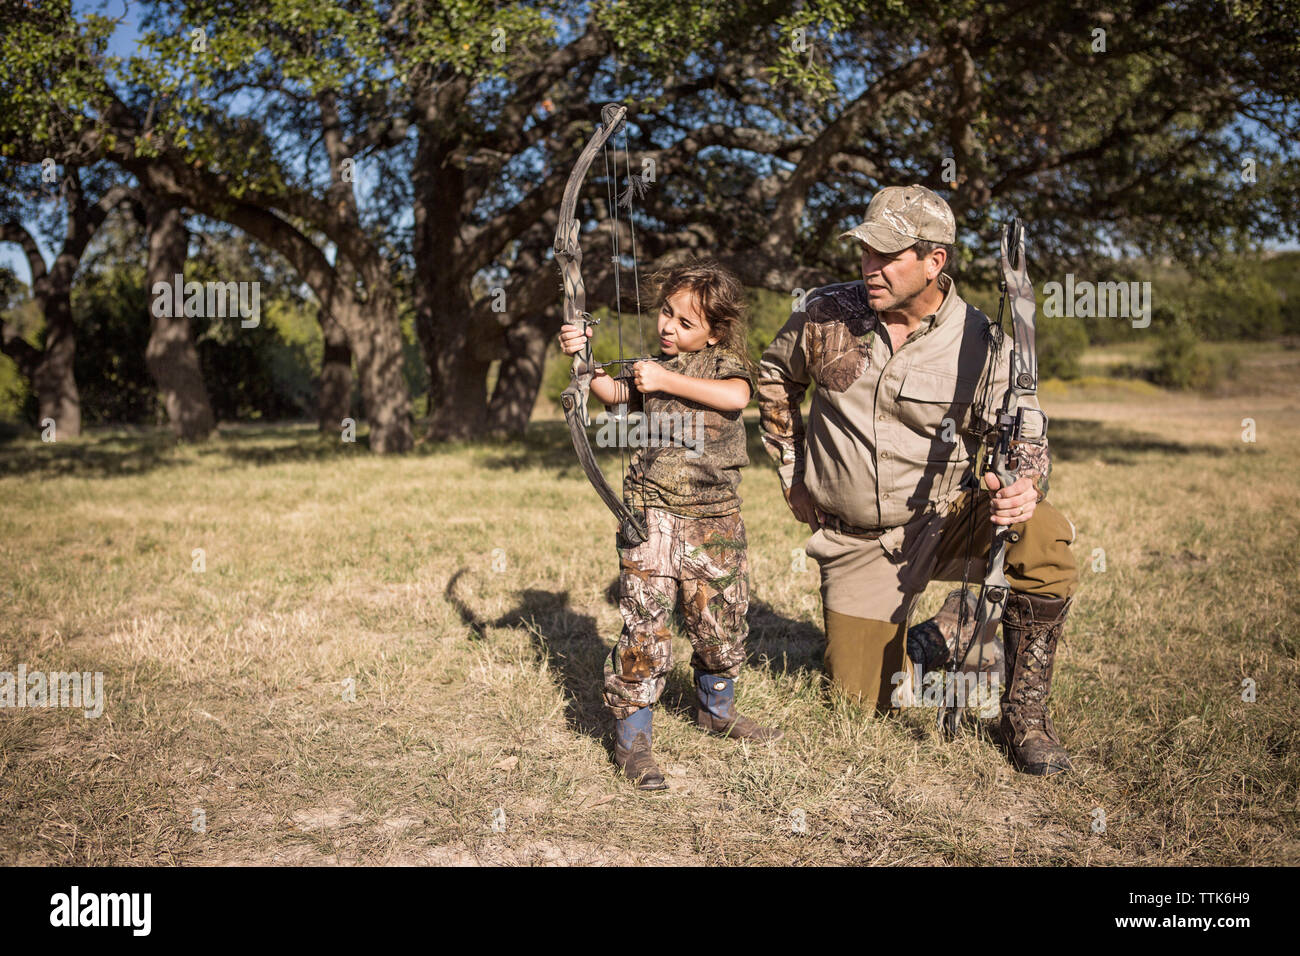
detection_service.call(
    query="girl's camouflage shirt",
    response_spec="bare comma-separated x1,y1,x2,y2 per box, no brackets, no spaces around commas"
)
613,345,756,519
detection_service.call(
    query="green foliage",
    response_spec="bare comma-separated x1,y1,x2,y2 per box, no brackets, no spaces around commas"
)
1039,252,1298,350
1151,315,1230,391
184,274,319,422
1037,313,1087,381
1162,262,1284,342
0,354,29,425
0,1,119,157
1258,252,1300,335
746,286,797,367
236,298,322,420
66,260,326,426
71,265,162,425
0,269,35,424
400,305,428,412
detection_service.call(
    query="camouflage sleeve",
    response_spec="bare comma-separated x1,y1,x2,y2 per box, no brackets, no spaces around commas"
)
758,309,811,490
1015,435,1052,501
713,349,757,399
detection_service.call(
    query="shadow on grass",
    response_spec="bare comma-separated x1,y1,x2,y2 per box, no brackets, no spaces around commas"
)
444,568,828,753
0,427,184,478
477,421,597,474
444,569,612,743
1047,418,1230,463
0,422,357,478
0,415,1230,481
0,420,509,479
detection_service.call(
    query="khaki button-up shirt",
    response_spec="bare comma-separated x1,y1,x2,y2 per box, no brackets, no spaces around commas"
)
757,274,1050,531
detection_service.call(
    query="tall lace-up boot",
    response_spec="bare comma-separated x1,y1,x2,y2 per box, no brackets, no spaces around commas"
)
1000,593,1073,775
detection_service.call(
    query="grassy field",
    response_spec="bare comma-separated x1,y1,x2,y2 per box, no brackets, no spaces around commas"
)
1,343,1298,866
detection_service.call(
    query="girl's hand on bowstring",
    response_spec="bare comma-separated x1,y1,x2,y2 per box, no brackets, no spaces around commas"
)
632,360,669,394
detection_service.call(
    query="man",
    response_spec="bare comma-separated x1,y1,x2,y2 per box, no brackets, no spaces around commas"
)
757,184,1080,775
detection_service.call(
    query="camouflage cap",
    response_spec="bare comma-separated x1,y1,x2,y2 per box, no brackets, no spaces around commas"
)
840,184,956,253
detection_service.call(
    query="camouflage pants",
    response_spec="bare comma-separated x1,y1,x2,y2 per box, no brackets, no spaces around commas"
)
603,508,749,719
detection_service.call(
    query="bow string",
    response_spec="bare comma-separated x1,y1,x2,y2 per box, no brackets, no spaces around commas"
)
555,103,651,545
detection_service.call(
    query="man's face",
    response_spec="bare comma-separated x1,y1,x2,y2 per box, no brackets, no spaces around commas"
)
657,289,716,356
859,243,941,313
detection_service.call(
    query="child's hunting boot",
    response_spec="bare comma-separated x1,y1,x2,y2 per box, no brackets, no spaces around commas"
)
613,706,668,791
1000,592,1073,775
694,673,783,741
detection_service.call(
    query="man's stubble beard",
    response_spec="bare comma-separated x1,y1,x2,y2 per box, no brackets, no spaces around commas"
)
869,280,923,316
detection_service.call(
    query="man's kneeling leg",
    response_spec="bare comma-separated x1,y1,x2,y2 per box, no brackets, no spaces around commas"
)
823,609,910,715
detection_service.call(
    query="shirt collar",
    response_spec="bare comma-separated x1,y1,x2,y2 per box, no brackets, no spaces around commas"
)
926,273,962,329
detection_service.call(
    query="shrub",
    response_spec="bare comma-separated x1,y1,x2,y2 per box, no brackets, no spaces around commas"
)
1151,321,1226,390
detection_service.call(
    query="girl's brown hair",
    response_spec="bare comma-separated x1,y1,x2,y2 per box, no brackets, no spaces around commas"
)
651,258,757,378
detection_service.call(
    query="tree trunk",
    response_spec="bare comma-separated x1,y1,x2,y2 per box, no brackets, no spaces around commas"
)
424,324,491,440
143,197,215,441
412,128,491,440
316,303,353,432
31,291,81,437
348,289,413,453
487,312,551,435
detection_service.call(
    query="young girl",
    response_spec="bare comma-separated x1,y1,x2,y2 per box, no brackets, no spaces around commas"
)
558,259,782,791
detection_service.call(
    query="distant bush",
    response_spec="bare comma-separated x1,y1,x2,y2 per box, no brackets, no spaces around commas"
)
0,352,28,424
1038,313,1087,380
0,287,36,424
1176,266,1284,341
1151,319,1232,390
1259,253,1300,335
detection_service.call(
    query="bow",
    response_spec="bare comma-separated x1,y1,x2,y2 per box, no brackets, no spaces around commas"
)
940,219,1046,735
555,104,649,545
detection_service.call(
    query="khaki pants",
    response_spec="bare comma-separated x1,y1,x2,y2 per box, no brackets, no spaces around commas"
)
806,491,1078,713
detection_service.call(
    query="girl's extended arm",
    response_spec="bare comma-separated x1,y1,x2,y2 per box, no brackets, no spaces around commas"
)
633,362,750,411
588,368,630,406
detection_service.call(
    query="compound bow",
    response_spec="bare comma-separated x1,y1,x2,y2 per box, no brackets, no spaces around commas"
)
555,104,649,545
940,219,1046,735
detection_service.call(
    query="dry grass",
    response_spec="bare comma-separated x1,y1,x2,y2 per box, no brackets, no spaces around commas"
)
1,344,1297,866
